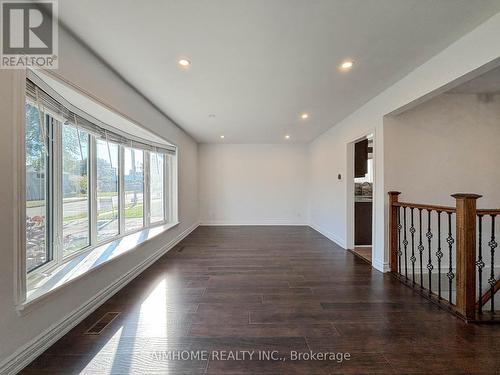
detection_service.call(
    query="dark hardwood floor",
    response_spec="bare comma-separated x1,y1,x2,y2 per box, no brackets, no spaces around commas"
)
21,226,500,374
351,246,372,263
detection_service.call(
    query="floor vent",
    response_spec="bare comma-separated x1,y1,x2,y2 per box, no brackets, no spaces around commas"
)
84,312,120,335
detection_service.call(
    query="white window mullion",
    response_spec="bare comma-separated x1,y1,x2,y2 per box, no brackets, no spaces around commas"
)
172,153,178,223
163,154,169,223
118,145,125,235
89,136,97,246
144,151,151,227
53,120,63,265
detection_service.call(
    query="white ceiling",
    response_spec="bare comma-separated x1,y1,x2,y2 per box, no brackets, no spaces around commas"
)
58,0,500,143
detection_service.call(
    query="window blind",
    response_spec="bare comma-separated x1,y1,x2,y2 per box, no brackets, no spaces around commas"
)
26,78,176,155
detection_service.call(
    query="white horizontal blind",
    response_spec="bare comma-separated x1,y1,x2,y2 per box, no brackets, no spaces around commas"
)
26,78,176,155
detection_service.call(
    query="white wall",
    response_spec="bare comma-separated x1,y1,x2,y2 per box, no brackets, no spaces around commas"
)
0,27,199,368
309,12,500,272
385,93,500,208
199,144,308,225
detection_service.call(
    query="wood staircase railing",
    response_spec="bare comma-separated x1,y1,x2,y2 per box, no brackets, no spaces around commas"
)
389,192,499,323
478,279,500,309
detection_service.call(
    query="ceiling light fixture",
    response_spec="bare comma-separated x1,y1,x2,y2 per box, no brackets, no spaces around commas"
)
220,135,225,139
285,134,290,140
339,60,354,71
301,113,309,120
178,58,191,67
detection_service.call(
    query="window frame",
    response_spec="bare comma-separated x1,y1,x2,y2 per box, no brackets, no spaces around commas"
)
22,83,176,280
94,137,121,244
60,119,92,259
24,111,54,273
148,151,167,225
123,146,146,234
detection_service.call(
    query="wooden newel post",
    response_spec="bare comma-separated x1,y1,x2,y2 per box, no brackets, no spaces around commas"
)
388,191,401,273
452,193,482,321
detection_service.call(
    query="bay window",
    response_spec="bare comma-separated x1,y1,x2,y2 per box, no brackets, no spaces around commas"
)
24,76,177,278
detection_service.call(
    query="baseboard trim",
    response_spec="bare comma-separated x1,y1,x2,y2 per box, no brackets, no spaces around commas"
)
372,258,390,273
200,221,308,226
0,222,199,375
308,222,347,249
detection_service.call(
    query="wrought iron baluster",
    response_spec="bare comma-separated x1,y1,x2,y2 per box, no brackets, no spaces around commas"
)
410,207,416,284
418,208,424,287
476,215,484,313
436,211,443,299
446,212,455,303
426,210,433,294
488,215,497,313
397,207,402,275
403,207,408,280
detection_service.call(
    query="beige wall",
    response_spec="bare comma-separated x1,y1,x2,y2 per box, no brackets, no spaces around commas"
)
385,93,500,208
199,144,308,225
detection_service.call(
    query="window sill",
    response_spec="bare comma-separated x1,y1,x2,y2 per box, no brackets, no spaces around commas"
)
17,221,179,315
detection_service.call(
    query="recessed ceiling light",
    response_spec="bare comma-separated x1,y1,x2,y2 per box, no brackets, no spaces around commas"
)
178,58,191,67
220,135,225,139
301,113,309,120
285,134,290,139
340,60,354,71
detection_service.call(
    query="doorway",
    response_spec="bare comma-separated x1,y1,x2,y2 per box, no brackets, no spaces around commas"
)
351,135,373,263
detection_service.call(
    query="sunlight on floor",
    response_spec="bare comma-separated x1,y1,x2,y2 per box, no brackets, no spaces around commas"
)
139,279,168,325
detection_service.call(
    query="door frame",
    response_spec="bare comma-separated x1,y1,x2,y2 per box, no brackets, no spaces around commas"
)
346,129,376,263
